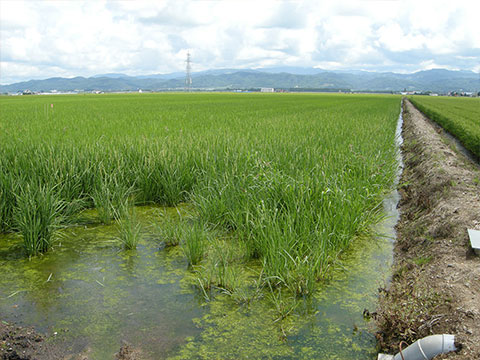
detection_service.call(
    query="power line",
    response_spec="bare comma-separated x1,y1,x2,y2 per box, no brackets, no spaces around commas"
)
185,51,192,92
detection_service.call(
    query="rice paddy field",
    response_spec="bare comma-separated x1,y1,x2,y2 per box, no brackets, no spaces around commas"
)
0,93,402,359
409,96,480,158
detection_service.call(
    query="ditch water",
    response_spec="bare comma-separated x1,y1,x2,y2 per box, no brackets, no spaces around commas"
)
0,109,404,360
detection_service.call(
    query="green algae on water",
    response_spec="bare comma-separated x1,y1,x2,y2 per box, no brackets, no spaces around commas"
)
0,204,393,359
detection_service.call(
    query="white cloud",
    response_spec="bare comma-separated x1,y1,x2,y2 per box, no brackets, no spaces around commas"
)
0,0,479,84
377,23,425,52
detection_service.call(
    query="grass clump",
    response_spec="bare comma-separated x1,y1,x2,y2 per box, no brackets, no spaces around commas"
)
412,255,432,266
14,183,65,256
91,172,133,224
116,199,142,250
180,222,208,266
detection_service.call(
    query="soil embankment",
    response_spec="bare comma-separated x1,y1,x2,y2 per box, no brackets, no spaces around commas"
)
376,100,480,358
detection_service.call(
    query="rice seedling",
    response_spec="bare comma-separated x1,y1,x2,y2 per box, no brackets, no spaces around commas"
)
115,198,142,250
13,183,65,256
91,172,133,224
180,222,208,266
209,240,241,293
155,216,182,247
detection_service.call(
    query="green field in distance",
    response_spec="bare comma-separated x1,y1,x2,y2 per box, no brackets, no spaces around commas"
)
410,96,480,158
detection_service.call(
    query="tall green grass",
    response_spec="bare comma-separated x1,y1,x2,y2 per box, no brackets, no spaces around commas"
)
0,93,400,294
180,222,208,266
14,183,65,256
116,198,142,250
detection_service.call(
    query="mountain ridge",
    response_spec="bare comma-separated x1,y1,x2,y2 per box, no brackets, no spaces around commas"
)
1,68,479,93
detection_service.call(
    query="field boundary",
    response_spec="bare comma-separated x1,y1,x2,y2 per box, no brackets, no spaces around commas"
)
375,100,480,358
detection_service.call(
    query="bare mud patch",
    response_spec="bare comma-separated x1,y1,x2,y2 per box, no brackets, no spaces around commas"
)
0,320,63,360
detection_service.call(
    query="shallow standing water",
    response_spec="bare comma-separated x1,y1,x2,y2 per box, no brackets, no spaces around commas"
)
0,207,207,358
0,206,395,360
0,106,404,359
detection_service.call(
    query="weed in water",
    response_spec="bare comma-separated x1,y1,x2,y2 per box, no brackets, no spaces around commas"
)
265,280,299,323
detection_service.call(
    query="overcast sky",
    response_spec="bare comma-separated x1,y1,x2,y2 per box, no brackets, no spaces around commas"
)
1,0,479,84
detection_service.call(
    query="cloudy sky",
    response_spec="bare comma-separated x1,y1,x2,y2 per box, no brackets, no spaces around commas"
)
1,0,479,84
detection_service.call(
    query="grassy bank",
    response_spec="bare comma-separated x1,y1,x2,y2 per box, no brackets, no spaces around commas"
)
0,93,400,294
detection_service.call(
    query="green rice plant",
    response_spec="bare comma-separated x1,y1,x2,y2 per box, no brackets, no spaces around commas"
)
180,222,208,266
91,172,133,224
13,183,65,256
0,93,401,297
282,252,321,297
115,199,142,250
410,96,480,158
155,216,182,247
209,241,241,293
0,170,18,233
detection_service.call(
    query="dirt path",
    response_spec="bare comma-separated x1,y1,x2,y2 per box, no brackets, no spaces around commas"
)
376,100,480,358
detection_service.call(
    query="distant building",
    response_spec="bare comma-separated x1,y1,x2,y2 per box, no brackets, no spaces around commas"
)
22,89,33,95
261,88,274,93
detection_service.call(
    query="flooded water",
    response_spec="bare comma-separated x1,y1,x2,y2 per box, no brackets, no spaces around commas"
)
0,207,207,358
0,205,395,360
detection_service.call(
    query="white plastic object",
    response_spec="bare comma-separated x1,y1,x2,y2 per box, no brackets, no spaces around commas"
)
393,334,457,360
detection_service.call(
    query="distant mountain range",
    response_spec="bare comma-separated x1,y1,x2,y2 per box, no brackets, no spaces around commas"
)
1,68,479,93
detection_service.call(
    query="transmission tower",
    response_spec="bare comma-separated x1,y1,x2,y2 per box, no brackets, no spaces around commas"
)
185,51,192,91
